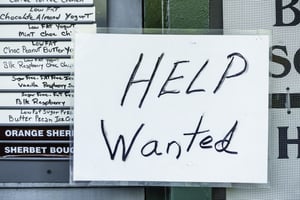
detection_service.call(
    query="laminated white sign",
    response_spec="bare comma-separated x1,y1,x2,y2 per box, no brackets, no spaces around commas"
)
73,33,269,183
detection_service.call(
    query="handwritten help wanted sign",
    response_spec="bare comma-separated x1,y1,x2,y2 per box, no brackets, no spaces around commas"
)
73,34,269,184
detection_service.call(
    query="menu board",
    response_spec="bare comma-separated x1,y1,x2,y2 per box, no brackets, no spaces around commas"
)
0,0,96,160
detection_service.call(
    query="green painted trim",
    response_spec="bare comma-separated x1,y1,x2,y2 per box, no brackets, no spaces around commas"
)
168,0,209,29
144,0,209,29
145,187,169,200
143,1,211,200
144,0,162,28
170,187,212,200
